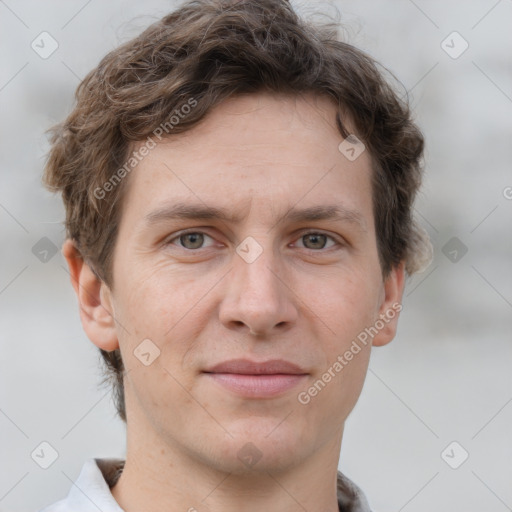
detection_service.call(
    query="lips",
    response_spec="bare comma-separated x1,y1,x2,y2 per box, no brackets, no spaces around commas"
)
202,359,308,398
203,358,308,375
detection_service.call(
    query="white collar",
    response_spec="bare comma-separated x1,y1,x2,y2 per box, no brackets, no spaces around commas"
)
39,458,372,512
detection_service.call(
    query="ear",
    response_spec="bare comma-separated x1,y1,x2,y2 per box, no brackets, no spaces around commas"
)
62,239,119,351
371,261,405,347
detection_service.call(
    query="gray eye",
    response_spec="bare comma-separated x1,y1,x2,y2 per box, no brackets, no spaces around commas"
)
302,233,328,250
179,232,205,249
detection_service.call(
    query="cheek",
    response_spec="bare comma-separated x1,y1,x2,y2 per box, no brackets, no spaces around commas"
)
124,363,195,432
113,265,213,380
309,269,381,416
297,344,371,437
310,269,381,345
331,348,371,418
113,259,195,335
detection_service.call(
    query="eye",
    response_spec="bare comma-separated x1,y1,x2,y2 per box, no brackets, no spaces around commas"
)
166,231,216,250
165,230,342,252
294,231,339,251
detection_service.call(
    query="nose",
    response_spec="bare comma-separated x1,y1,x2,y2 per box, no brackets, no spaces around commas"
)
218,242,298,337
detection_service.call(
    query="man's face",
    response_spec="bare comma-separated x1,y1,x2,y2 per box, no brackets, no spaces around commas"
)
101,92,403,473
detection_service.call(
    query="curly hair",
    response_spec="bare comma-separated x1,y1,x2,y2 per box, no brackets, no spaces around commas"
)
43,0,431,422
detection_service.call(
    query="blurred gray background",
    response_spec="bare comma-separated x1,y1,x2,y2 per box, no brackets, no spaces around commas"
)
1,1,511,511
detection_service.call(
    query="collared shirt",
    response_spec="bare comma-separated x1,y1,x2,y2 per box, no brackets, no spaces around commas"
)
38,458,372,512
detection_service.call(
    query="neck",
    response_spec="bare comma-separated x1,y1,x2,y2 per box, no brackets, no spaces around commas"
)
111,413,343,512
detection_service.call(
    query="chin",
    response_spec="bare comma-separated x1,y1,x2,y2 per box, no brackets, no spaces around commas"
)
205,419,309,475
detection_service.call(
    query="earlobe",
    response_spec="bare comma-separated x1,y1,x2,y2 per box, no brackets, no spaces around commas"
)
62,239,119,352
371,262,406,347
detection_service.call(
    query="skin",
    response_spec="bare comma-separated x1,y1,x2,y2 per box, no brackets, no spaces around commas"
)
63,91,405,512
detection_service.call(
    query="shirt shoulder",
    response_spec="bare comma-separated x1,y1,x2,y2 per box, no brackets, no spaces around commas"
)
336,470,373,512
37,458,372,512
37,458,125,512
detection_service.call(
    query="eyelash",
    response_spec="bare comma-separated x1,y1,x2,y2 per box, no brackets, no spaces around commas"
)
165,229,343,252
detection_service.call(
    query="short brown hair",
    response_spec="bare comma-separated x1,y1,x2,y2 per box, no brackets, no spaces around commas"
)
44,0,430,422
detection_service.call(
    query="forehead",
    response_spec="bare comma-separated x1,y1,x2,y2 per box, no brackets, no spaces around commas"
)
121,92,374,229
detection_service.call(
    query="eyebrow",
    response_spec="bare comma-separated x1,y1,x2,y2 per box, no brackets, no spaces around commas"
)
144,202,367,231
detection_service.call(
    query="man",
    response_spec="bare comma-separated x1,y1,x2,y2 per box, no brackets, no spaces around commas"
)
39,0,431,510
